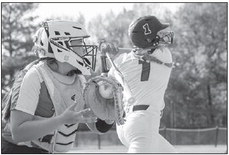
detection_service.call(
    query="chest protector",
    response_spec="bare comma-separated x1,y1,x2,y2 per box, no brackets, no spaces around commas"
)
31,61,86,153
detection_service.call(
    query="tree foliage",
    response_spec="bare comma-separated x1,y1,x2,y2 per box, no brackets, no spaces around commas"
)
163,3,227,128
2,3,39,95
87,3,227,128
1,3,227,128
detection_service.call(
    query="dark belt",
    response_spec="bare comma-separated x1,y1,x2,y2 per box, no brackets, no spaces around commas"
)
133,105,150,111
123,105,150,118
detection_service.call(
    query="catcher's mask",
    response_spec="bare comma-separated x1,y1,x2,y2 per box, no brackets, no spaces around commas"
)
128,15,174,49
33,20,97,75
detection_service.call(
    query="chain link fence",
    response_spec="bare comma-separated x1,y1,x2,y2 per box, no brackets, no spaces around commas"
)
74,126,227,149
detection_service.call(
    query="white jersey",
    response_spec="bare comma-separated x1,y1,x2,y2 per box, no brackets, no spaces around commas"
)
113,47,176,153
109,47,172,110
11,61,86,152
15,62,85,116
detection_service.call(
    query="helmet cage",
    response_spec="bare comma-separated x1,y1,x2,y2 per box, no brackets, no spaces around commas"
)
69,39,97,71
36,20,98,75
149,31,174,48
50,37,97,72
158,31,174,45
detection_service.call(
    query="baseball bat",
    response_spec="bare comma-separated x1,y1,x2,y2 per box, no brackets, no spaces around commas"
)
118,48,132,53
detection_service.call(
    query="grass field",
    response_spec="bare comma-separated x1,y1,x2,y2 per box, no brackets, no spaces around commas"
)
68,145,227,153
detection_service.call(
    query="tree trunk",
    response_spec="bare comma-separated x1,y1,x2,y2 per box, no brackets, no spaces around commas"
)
207,83,214,126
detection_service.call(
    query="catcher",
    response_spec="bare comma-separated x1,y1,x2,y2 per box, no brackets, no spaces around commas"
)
100,15,177,153
1,20,115,154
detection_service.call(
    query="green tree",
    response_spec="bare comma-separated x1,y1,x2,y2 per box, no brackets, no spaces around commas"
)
87,3,175,48
2,3,39,96
87,10,133,46
167,3,227,128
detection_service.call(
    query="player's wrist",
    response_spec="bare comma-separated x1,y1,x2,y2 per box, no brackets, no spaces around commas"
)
104,119,114,124
58,113,68,125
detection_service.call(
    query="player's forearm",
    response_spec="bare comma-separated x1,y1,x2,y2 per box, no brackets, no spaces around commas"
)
12,115,64,143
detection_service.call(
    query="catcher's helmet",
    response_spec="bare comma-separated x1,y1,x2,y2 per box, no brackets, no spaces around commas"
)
128,16,174,49
33,20,97,75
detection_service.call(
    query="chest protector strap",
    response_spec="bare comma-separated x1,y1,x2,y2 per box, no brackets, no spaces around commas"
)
32,62,86,153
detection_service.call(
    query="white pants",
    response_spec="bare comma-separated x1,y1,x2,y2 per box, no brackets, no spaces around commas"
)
116,106,176,153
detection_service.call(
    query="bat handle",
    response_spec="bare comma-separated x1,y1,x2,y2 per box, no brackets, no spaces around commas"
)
101,54,109,74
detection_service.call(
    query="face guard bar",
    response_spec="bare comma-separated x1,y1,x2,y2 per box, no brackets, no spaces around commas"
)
50,37,98,72
70,42,98,72
158,31,174,45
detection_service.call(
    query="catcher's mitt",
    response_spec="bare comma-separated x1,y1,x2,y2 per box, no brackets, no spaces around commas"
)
83,76,125,125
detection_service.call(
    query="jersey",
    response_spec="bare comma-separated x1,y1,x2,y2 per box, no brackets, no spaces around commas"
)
31,62,86,152
108,47,172,111
113,47,176,153
2,60,55,144
14,61,84,117
2,60,86,152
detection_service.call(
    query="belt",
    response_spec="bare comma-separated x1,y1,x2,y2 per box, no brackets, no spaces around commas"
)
123,105,149,118
133,105,150,111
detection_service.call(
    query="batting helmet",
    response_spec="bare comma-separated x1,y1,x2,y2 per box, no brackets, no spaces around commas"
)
128,15,174,49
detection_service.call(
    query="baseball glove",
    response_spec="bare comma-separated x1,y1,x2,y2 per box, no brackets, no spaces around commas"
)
83,76,125,125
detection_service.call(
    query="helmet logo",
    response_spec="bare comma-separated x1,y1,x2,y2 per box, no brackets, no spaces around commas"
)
143,23,151,35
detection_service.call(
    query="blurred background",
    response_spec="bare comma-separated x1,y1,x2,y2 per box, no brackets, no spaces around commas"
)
1,2,227,153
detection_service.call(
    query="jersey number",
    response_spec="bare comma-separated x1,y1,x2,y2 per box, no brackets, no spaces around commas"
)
143,23,152,35
139,60,150,81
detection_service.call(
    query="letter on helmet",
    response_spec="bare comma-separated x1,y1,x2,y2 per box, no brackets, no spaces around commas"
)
128,16,174,49
33,20,97,75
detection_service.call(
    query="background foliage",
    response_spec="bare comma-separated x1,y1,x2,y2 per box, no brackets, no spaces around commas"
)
1,3,227,129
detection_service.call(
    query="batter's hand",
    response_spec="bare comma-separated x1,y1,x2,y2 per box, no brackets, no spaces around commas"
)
99,40,119,55
60,103,97,124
